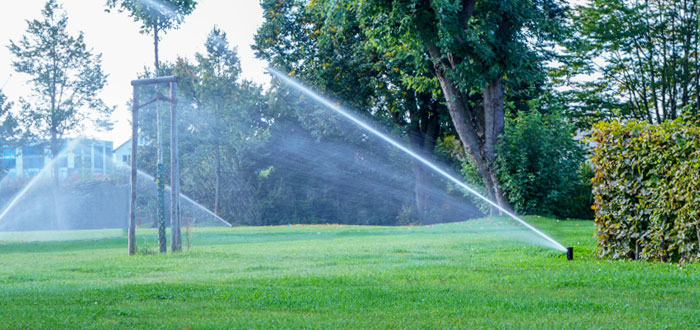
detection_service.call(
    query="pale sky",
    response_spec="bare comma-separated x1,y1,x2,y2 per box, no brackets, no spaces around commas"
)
0,0,269,147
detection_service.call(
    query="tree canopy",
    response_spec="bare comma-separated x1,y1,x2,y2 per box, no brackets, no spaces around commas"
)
8,0,113,153
558,0,700,125
105,0,197,35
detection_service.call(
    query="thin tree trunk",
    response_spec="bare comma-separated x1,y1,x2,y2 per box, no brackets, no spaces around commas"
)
170,81,182,252
429,56,506,213
154,23,167,253
128,88,139,256
50,128,60,229
154,24,164,163
416,2,510,214
643,5,663,123
214,141,221,215
682,0,691,108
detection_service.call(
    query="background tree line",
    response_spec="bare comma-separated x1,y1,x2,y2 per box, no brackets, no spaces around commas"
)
6,0,700,225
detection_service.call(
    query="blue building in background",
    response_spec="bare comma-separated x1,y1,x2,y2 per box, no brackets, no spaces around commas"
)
0,139,114,178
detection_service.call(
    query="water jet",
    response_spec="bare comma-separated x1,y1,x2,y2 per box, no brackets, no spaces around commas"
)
269,68,568,252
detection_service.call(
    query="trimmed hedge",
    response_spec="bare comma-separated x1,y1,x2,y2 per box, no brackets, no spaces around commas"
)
591,118,700,262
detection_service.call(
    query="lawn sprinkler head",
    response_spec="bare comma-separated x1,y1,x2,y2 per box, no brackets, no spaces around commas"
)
566,247,574,261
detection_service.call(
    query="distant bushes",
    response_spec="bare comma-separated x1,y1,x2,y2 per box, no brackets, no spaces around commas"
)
497,111,592,219
591,117,700,262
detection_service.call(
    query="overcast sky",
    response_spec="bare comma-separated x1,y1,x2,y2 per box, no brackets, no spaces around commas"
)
0,0,268,147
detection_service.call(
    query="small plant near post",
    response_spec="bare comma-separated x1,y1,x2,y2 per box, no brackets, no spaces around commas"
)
128,76,180,256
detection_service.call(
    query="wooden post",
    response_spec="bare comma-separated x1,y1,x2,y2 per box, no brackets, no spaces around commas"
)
170,81,182,251
129,75,178,255
128,85,139,256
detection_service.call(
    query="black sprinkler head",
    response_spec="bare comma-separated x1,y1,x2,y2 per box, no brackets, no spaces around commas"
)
566,247,574,261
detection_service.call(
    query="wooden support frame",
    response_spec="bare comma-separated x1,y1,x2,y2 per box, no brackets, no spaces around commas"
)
128,76,180,255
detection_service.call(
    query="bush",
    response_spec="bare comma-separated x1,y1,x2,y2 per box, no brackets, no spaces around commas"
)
497,111,592,219
591,117,700,262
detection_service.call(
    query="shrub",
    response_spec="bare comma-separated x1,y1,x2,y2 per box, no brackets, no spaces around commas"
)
497,111,592,219
591,117,700,262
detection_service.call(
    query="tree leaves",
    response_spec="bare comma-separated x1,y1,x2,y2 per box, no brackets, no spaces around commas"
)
592,116,700,262
496,110,590,218
105,0,197,35
8,0,113,143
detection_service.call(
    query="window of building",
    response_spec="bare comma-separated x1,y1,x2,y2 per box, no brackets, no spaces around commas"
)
93,145,104,170
22,147,44,169
1,149,16,170
58,155,68,168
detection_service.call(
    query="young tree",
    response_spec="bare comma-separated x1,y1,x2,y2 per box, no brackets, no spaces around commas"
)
8,0,112,179
194,27,241,215
106,0,196,75
105,0,197,138
106,0,196,252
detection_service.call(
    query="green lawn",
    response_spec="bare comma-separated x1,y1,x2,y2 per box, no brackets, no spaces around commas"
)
0,217,697,329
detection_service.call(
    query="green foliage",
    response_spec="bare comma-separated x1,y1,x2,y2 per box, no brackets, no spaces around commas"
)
557,0,700,124
133,33,269,225
254,0,460,221
0,91,20,151
8,0,113,142
497,111,591,219
357,0,566,95
592,117,700,262
105,0,196,34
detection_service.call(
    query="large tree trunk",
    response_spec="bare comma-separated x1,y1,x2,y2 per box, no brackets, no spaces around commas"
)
410,0,512,214
427,47,511,214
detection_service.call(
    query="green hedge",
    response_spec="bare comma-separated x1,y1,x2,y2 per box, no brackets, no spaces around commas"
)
591,118,700,262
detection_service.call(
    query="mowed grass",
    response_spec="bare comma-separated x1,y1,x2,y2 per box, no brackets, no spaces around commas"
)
0,217,698,329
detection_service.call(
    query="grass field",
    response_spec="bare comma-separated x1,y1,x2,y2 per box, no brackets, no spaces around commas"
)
0,217,698,329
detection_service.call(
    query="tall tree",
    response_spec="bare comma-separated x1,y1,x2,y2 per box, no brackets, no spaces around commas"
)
9,0,112,228
142,57,268,226
8,0,112,178
107,0,196,252
558,0,700,124
194,27,241,215
356,0,566,211
254,0,452,220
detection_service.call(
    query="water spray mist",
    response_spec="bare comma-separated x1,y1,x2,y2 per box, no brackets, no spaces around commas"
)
269,68,568,253
0,140,81,223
